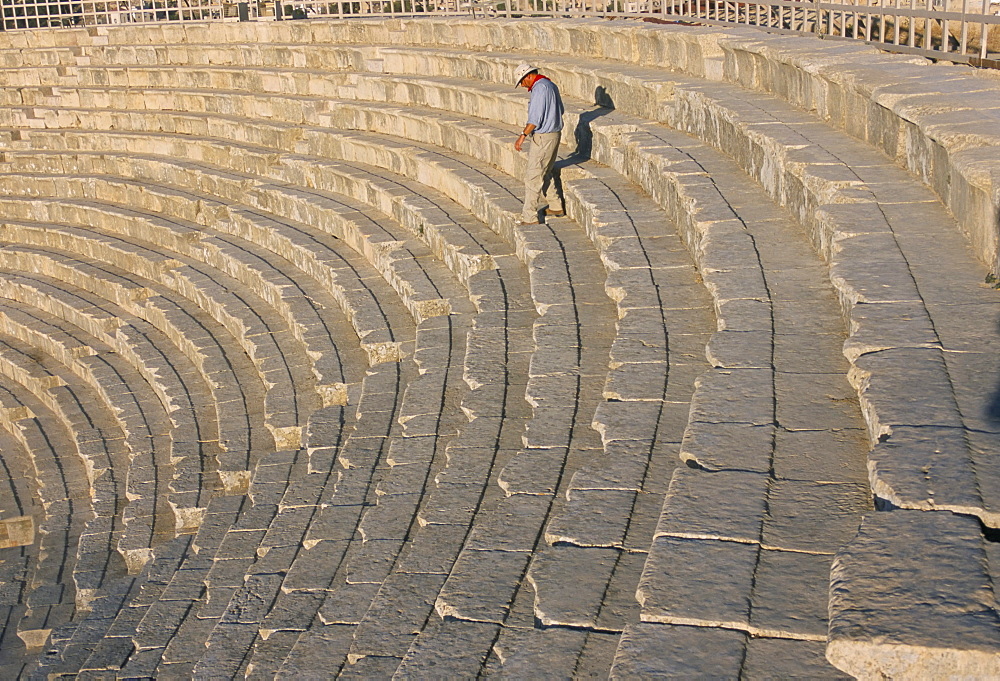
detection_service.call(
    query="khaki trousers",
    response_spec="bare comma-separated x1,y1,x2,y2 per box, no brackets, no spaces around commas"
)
522,131,564,223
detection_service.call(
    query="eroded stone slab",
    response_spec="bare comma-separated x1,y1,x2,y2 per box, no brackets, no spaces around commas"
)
743,638,850,679
679,421,775,472
828,510,1000,679
637,536,758,629
749,549,831,640
610,623,746,678
655,468,767,544
527,545,619,628
869,425,990,525
762,479,870,553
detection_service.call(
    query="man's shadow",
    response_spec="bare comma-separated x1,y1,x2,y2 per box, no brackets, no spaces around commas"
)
987,314,1000,426
560,85,616,168
544,86,615,208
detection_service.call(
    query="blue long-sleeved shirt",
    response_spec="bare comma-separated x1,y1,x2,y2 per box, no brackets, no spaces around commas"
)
526,77,564,134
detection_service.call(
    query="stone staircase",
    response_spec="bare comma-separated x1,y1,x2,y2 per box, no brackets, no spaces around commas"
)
0,17,996,679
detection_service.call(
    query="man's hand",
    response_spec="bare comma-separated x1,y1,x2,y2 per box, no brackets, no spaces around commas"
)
515,125,535,152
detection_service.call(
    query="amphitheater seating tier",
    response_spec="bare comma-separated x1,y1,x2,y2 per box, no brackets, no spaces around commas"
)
0,16,997,679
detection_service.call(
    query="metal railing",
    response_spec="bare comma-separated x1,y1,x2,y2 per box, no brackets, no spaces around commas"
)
2,0,998,64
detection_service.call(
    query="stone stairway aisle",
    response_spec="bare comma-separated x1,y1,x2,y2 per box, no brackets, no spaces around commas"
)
0,16,997,679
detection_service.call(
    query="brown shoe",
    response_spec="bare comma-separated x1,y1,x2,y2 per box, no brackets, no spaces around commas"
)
545,209,565,217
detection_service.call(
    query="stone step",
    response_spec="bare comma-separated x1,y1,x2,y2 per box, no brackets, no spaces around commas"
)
193,319,470,675
0,277,220,514
0,378,100,668
828,510,1000,679
291,268,536,677
31,41,373,70
0,241,275,475
6,84,327,125
592,127,871,670
0,62,356,93
332,322,526,674
504,171,711,675
0,148,446,338
611,623,849,679
0,213,312,450
0,45,79,68
0,299,186,564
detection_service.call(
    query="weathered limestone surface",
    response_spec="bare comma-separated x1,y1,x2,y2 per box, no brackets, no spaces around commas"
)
0,15,995,680
829,511,1000,678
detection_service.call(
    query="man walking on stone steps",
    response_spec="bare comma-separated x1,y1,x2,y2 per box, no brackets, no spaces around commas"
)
513,63,566,225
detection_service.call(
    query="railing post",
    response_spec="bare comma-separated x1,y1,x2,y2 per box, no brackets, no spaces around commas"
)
980,0,988,58
960,0,969,53
924,0,932,48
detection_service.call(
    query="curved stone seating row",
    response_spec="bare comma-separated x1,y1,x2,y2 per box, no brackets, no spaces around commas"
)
0,340,123,657
0,145,445,340
0,292,181,546
0,219,279,469
0,270,236,660
5,192,337,436
0,269,229,528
